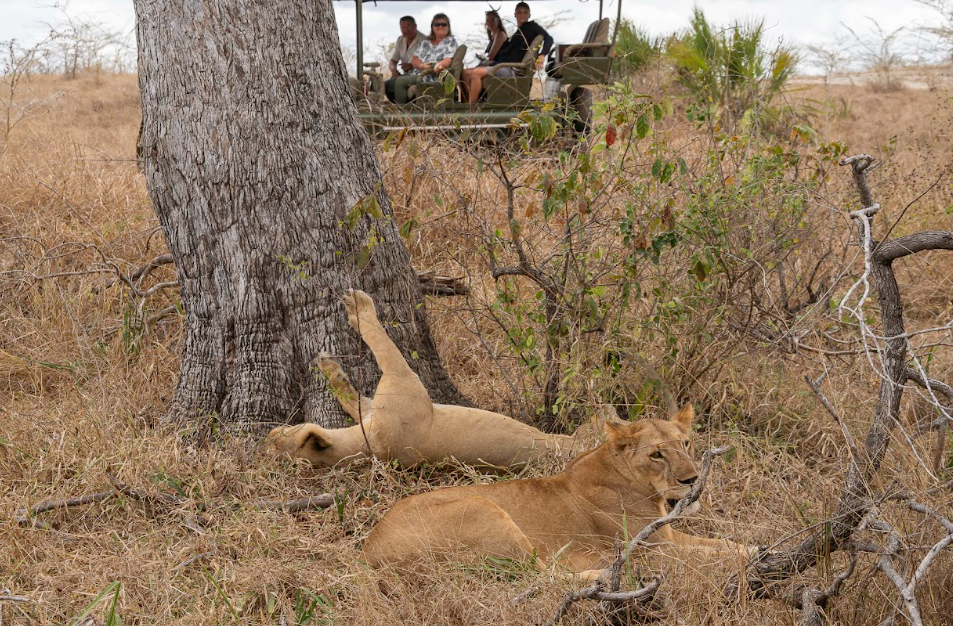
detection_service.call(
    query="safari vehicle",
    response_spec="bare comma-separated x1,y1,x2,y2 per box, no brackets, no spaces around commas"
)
338,0,623,136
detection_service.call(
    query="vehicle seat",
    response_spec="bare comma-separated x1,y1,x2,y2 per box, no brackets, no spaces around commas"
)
350,62,386,104
549,18,613,85
481,35,544,107
408,45,468,106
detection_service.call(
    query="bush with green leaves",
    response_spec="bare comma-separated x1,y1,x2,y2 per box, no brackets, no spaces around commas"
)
460,81,840,431
668,8,799,132
612,19,664,76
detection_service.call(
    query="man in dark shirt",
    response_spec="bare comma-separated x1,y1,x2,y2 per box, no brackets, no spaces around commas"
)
496,2,554,68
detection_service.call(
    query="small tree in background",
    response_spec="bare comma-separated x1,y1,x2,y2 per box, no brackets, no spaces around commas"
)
842,18,909,92
612,19,664,77
668,8,798,132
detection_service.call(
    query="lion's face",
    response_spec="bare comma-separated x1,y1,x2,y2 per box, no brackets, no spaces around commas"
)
266,424,356,468
605,405,699,507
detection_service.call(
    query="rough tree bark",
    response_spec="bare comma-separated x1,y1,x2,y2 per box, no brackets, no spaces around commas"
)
133,0,466,430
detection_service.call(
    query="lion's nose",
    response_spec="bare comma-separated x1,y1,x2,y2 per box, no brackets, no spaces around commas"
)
679,475,697,485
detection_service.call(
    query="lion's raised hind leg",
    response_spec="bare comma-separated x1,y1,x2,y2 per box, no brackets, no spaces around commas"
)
317,351,373,422
342,290,432,441
343,289,416,378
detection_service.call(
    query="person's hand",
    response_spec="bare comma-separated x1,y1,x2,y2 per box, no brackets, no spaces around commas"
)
400,61,413,73
535,55,545,70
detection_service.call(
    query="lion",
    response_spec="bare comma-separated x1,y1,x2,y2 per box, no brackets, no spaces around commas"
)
362,405,750,579
267,289,592,469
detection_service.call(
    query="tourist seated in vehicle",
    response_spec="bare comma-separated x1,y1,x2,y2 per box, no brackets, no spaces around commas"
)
387,16,426,80
461,11,507,104
492,2,553,78
389,13,459,105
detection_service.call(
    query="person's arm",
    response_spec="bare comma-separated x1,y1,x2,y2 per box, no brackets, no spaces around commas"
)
537,25,554,57
487,30,506,62
389,39,401,76
431,38,457,71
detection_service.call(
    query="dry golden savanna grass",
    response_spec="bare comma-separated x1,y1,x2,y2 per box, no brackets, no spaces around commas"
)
2,71,952,625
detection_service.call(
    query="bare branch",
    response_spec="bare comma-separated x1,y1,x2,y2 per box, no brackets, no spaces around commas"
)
804,373,860,464
874,231,953,263
250,494,334,512
15,490,114,525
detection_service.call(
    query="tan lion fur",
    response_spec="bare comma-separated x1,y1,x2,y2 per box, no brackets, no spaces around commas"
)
362,405,750,579
267,290,594,468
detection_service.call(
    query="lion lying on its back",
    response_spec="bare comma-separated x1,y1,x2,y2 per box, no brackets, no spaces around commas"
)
363,405,753,579
267,290,591,469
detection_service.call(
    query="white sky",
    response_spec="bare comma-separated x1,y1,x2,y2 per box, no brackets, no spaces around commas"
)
0,0,944,74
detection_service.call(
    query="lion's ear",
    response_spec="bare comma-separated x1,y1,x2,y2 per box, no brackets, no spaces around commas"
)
302,428,333,452
603,420,627,445
670,404,695,433
604,420,644,447
594,403,626,426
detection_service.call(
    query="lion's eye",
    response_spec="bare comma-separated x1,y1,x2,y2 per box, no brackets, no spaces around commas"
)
650,451,664,460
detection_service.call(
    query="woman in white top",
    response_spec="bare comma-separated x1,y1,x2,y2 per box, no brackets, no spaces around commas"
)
391,14,459,104
462,11,508,104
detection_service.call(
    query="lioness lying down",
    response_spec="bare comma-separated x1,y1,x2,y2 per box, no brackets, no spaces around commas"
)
363,405,750,579
268,289,586,468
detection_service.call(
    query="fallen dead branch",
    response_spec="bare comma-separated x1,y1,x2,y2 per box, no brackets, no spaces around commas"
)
0,591,33,604
14,490,114,525
16,473,333,531
869,495,953,626
726,154,953,617
251,494,335,512
418,270,469,296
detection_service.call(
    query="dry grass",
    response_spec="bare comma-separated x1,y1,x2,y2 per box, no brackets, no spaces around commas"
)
2,71,952,625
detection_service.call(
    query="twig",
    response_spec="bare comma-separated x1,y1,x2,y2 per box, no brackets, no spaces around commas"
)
131,253,173,284
548,577,660,626
174,550,217,571
870,496,953,626
0,592,33,603
15,490,114,525
804,373,861,464
797,545,859,626
106,471,188,506
417,271,469,296
251,494,334,512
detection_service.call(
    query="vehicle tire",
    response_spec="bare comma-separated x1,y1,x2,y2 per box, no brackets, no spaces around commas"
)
569,87,593,135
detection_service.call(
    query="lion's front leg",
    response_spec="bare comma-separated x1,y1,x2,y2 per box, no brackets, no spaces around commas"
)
666,528,756,558
317,351,373,422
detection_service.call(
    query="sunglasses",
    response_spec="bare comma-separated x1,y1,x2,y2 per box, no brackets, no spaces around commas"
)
432,22,449,27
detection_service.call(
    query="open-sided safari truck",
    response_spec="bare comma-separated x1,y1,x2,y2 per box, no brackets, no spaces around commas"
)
339,0,622,136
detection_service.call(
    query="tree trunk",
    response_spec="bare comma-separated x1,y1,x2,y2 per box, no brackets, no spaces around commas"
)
133,0,466,431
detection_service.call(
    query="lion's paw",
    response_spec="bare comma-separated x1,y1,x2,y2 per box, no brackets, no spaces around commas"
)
317,352,349,387
343,289,378,331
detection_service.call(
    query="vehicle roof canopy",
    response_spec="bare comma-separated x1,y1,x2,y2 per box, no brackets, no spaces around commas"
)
335,0,622,76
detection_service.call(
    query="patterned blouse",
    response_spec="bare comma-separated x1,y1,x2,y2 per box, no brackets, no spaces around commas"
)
412,36,459,82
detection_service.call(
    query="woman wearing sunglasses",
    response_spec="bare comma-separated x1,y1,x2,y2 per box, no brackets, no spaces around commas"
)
391,13,459,104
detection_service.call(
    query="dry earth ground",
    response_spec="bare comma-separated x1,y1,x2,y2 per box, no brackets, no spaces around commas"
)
1,72,952,624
